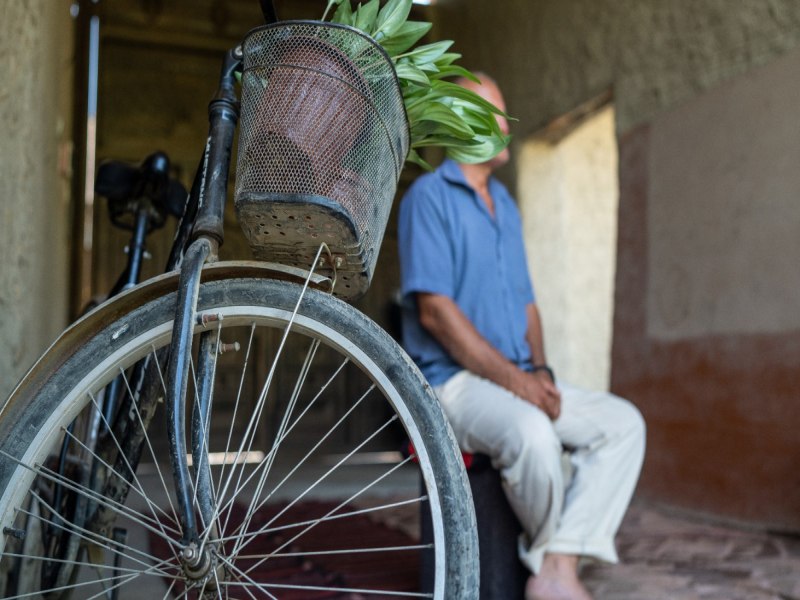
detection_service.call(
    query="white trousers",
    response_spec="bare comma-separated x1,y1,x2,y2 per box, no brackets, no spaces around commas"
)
435,370,645,574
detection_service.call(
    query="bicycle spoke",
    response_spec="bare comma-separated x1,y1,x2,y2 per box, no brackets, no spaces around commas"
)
87,391,176,528
61,415,179,536
232,415,402,562
221,555,431,598
217,254,322,532
230,337,321,551
147,345,180,500
209,355,350,541
17,493,177,578
5,569,145,600
225,566,262,600
215,323,256,498
224,380,375,551
215,495,426,543
79,553,180,600
121,353,181,528
221,581,432,598
238,454,412,577
237,543,431,559
85,387,183,567
0,450,182,556
211,564,224,600
214,554,278,600
161,578,178,600
1,552,176,576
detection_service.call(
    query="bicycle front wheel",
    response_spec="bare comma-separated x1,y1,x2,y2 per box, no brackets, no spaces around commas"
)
0,276,477,599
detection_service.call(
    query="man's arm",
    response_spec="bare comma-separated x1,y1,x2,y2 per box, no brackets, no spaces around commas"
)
417,292,561,419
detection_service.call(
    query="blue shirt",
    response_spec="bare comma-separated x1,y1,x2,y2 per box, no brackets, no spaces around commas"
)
398,159,536,385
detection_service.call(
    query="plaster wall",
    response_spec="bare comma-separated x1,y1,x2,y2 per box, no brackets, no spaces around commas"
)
518,107,618,391
434,0,800,137
0,1,74,400
614,46,800,529
647,46,800,340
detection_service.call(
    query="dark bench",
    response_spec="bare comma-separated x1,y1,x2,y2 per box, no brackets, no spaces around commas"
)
421,454,528,598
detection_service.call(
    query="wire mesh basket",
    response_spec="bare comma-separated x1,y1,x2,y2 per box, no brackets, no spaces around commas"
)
234,21,409,299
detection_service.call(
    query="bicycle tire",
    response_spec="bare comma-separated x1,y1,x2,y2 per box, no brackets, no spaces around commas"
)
0,276,478,599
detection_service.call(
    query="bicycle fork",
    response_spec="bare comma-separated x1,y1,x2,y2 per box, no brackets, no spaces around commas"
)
164,47,241,587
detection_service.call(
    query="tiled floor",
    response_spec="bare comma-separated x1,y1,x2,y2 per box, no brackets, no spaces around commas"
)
582,499,800,599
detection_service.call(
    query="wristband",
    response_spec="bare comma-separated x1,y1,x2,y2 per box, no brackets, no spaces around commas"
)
532,364,555,384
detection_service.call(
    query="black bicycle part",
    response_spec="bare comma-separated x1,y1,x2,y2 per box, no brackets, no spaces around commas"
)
95,151,187,232
192,330,218,532
260,0,278,24
166,238,212,544
191,48,242,246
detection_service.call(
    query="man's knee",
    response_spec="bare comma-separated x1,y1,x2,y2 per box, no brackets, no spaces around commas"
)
618,398,646,444
499,407,561,468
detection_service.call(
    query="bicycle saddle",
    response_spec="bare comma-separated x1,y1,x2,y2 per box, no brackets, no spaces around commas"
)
95,151,187,232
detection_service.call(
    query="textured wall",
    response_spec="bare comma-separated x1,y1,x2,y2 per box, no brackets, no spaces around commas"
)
613,45,800,530
434,0,800,136
518,107,618,391
646,46,800,340
0,1,74,399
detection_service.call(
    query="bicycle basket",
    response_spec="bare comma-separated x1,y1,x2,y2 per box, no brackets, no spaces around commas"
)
234,21,409,300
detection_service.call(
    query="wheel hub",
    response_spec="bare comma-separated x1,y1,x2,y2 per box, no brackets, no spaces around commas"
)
181,542,214,581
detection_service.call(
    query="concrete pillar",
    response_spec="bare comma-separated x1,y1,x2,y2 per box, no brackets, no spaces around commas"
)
0,1,74,399
518,106,619,391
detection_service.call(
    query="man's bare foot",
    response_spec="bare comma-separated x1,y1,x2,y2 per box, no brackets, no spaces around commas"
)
525,553,593,600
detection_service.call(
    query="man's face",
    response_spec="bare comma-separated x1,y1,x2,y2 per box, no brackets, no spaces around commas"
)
463,78,510,170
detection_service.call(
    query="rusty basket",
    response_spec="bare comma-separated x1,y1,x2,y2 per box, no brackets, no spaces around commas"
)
234,21,409,299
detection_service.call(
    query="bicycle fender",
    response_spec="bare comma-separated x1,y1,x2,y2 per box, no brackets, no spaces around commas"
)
1,261,332,416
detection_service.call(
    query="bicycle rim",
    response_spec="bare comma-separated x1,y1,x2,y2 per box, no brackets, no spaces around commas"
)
0,277,477,599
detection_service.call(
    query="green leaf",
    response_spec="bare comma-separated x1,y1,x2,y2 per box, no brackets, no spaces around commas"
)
429,64,479,82
395,61,430,87
414,103,475,139
406,148,434,171
331,0,353,25
412,134,481,149
323,0,513,169
433,52,461,67
354,0,380,33
447,133,512,164
374,0,413,39
452,107,501,136
400,40,454,64
380,21,432,55
322,0,346,21
431,79,512,118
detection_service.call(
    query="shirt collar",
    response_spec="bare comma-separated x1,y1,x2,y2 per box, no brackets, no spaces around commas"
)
439,159,472,189
438,159,505,218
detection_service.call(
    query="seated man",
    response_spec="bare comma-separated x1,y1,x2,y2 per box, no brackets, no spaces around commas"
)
397,74,646,600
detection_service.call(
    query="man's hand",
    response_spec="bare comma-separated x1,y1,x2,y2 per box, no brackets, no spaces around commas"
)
416,293,561,419
509,369,561,420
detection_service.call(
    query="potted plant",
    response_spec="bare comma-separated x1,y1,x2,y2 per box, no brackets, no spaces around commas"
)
322,0,511,170
234,0,510,297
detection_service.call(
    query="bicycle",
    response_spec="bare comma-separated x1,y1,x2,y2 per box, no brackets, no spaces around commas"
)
0,4,478,599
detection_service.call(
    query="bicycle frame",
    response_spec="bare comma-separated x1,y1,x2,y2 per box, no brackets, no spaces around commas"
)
165,47,243,549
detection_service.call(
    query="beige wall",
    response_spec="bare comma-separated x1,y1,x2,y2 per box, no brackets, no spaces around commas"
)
612,41,800,529
518,107,618,390
647,45,800,341
0,1,74,399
